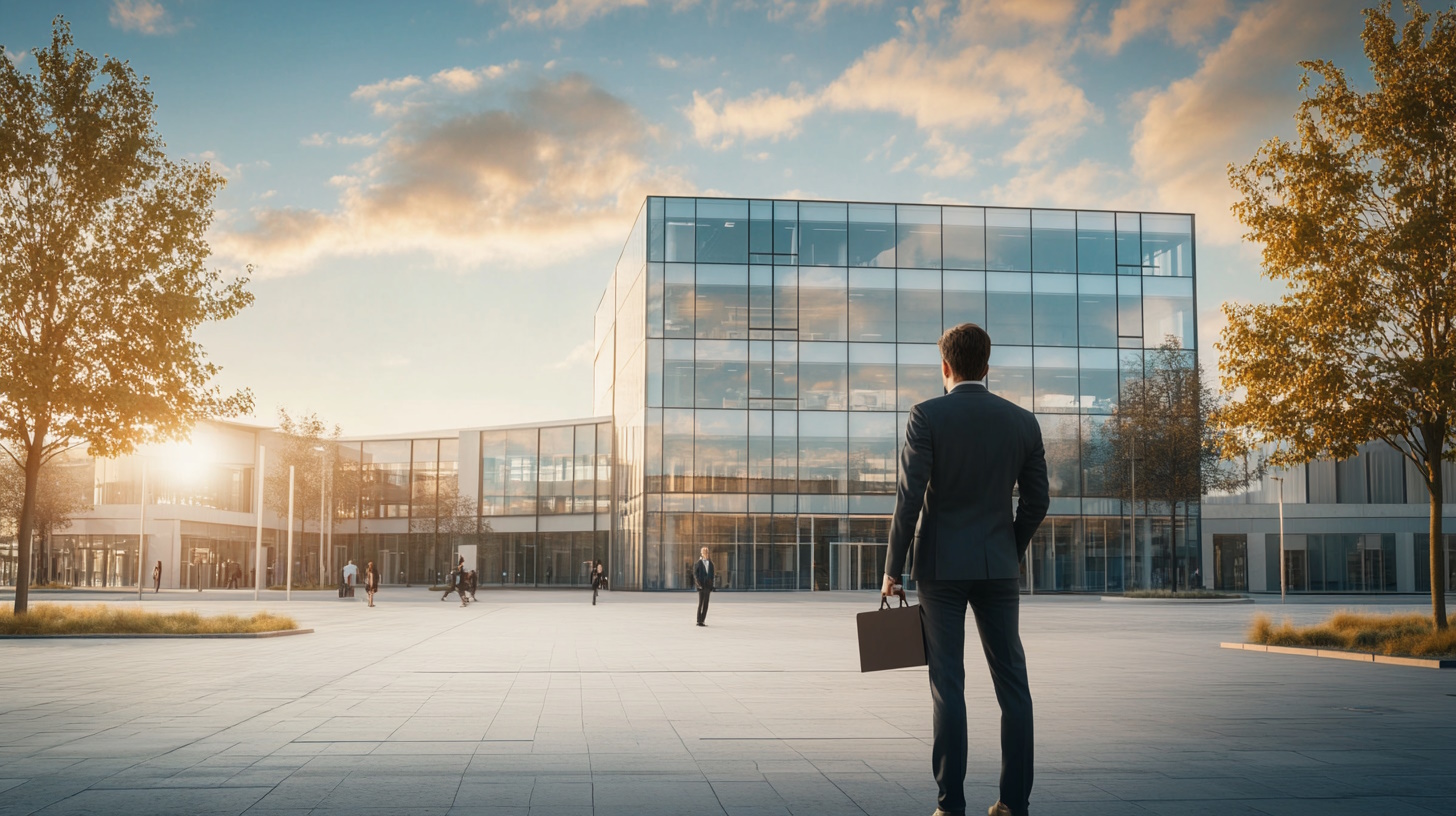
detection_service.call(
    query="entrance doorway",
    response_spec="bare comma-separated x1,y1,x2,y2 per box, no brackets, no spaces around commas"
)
829,542,887,591
1213,534,1247,591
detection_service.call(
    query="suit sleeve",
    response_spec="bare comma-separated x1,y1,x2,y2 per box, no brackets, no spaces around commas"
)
1012,414,1050,557
887,404,932,579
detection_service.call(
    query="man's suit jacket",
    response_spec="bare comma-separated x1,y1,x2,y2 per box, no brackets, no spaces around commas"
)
887,381,1050,581
693,559,715,590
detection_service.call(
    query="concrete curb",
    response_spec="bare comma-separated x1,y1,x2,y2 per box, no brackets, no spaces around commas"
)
1102,596,1253,604
0,628,314,640
1220,642,1455,669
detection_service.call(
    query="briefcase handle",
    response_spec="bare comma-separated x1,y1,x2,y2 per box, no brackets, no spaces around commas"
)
879,587,908,610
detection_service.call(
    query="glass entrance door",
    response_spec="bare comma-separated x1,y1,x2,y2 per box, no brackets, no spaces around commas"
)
829,542,887,590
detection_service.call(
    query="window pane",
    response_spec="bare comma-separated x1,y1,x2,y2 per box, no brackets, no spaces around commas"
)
987,272,1032,346
897,205,942,269
943,270,985,329
1080,348,1118,413
695,409,747,492
799,411,847,494
773,410,797,491
990,346,1033,410
1077,211,1115,274
647,338,663,407
1032,210,1076,273
799,341,848,411
695,340,749,408
898,269,941,343
662,409,693,492
695,198,749,264
1034,347,1079,413
1032,273,1077,346
666,197,695,262
1116,212,1140,266
800,267,847,341
505,429,537,514
1078,275,1117,347
538,426,573,515
800,202,847,266
1142,277,1194,348
479,430,507,516
748,410,772,492
773,266,798,329
749,339,772,400
1117,276,1142,339
848,203,896,267
1140,213,1192,277
663,263,694,338
750,200,773,255
647,262,664,338
987,208,1031,271
943,206,985,270
897,343,942,410
849,268,896,342
774,200,798,256
695,264,748,339
647,197,664,263
849,343,896,411
773,339,798,400
1038,414,1081,497
1119,349,1143,402
849,412,896,494
749,264,773,328
664,339,694,407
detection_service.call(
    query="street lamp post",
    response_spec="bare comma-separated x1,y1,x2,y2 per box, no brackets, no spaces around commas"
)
253,445,265,601
1272,475,1286,603
135,460,148,601
315,447,327,587
286,465,295,601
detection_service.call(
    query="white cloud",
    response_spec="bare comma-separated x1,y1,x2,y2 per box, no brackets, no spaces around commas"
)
301,132,331,147
3,49,27,67
337,133,381,147
504,0,659,28
216,74,693,276
656,55,679,70
984,159,1137,209
109,0,175,35
352,75,425,100
684,87,818,149
552,339,595,370
189,151,268,180
1129,0,1366,244
430,62,520,92
1093,0,1234,54
767,0,882,24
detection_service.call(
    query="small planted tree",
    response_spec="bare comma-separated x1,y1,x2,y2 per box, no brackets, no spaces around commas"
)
264,409,341,585
0,20,252,612
1219,1,1456,628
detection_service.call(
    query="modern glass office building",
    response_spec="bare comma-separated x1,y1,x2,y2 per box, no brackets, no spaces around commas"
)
594,196,1198,591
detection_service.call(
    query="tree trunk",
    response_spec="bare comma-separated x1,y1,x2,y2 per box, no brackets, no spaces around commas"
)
1426,436,1447,631
12,434,44,614
1170,503,1179,593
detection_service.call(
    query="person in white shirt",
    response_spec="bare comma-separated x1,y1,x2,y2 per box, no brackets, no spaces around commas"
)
341,560,358,598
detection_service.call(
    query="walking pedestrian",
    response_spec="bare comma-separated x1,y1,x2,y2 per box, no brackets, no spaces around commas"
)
693,547,715,626
341,560,358,599
590,560,604,605
467,569,478,601
364,560,380,607
152,561,162,593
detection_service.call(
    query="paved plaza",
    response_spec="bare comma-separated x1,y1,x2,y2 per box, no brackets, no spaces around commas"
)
0,588,1453,816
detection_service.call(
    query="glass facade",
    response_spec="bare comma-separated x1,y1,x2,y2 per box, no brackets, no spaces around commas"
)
601,196,1199,591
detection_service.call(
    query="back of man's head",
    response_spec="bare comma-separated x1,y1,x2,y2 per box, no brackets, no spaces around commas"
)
938,322,992,382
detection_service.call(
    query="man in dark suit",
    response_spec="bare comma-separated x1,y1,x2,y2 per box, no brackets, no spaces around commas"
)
882,322,1049,816
693,546,715,626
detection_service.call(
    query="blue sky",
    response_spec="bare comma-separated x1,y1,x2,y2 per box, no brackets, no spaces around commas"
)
3,0,1377,434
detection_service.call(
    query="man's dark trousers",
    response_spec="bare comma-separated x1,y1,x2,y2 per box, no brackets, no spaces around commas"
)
918,577,1033,816
696,585,711,623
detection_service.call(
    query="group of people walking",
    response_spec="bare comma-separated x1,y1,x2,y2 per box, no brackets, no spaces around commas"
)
338,560,381,606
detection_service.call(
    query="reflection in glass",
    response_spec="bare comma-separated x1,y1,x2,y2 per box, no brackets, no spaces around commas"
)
647,263,664,337
773,266,797,329
1081,415,1115,497
849,412,896,494
538,426,573,514
1032,210,1076,273
666,197,695,262
647,197,664,263
695,340,749,408
987,272,1032,346
898,344,942,410
664,339,694,407
800,202,848,266
849,343,896,411
1117,276,1142,339
897,205,942,269
1078,275,1117,346
1034,347,1079,413
695,264,748,339
987,208,1031,271
749,265,772,328
750,200,773,255
1140,213,1192,277
662,409,693,492
849,268,895,341
1080,348,1118,413
479,430,507,516
800,267,847,340
943,270,986,329
849,203,896,267
1038,414,1081,497
773,411,797,492
1142,277,1194,347
695,409,747,492
647,339,663,407
748,411,772,492
799,411,848,494
1032,273,1077,346
1077,211,1115,274
1116,212,1140,266
944,206,986,270
505,428,538,514
799,342,848,410
773,340,798,399
1119,349,1144,401
774,200,798,255
663,264,694,338
695,198,748,264
749,340,772,400
989,346,1033,410
898,269,941,343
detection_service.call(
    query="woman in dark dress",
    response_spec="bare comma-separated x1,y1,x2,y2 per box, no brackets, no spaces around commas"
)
364,560,380,608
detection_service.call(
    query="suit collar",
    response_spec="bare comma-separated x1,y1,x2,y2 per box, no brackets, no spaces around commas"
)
950,381,987,393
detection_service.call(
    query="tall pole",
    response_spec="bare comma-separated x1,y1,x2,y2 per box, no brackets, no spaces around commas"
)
286,465,295,602
1273,475,1286,603
319,452,327,586
254,445,265,601
1130,452,1137,592
136,460,148,601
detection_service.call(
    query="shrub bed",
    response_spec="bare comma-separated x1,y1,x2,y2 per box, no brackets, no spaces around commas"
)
0,604,297,635
1249,611,1456,658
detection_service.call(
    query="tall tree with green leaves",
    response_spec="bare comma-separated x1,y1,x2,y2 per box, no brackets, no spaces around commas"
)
1218,1,1456,628
0,19,253,612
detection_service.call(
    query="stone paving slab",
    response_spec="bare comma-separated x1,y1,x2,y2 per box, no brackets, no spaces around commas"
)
0,590,1453,815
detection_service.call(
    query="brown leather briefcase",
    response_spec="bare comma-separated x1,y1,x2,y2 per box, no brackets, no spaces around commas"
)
856,592,927,672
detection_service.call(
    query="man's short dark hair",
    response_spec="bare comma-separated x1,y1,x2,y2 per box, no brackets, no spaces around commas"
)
939,323,991,381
